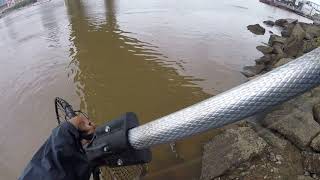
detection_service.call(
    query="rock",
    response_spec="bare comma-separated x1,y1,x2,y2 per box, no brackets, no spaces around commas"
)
273,43,284,54
302,151,320,175
275,18,298,27
284,23,306,58
268,152,277,162
256,45,273,54
282,23,296,37
281,29,291,38
247,24,266,35
311,134,320,152
200,126,267,180
262,130,288,150
268,35,286,46
241,65,265,77
305,33,313,40
215,137,304,180
305,171,311,176
255,55,272,64
273,58,293,68
255,52,284,69
256,46,273,54
287,18,298,24
313,104,320,123
312,174,318,179
288,23,305,38
310,87,320,104
300,23,320,38
250,123,288,150
273,54,287,64
303,37,320,54
264,20,275,26
290,23,306,39
297,175,314,180
276,154,283,161
275,19,289,27
261,103,320,149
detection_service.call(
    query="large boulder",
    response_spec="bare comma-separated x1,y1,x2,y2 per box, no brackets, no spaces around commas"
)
255,54,272,65
251,124,289,150
284,23,306,58
268,35,286,46
273,43,284,54
302,37,320,54
241,65,265,77
256,45,273,54
273,58,293,68
212,124,304,180
263,20,275,26
261,101,320,149
300,23,320,38
313,103,320,123
310,86,320,104
247,24,266,35
272,43,287,62
289,23,306,38
275,19,289,27
275,18,298,27
281,23,296,37
200,125,267,180
305,33,313,40
310,134,320,152
302,151,320,175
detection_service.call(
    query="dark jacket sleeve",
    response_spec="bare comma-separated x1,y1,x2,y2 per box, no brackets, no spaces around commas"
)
19,122,92,180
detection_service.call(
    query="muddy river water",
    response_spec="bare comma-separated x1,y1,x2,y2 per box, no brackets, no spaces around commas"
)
0,0,311,179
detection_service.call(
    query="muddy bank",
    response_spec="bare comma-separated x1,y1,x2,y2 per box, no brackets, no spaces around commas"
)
201,19,320,180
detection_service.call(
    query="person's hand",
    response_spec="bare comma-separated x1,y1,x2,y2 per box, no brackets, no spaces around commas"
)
69,115,96,144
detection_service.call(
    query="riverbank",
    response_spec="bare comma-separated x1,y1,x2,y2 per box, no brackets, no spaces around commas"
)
201,20,320,180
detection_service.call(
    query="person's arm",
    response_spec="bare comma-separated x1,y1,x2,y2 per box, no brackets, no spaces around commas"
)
19,116,95,180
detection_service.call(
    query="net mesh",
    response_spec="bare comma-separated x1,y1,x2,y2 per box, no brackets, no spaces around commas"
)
55,98,148,180
100,165,148,180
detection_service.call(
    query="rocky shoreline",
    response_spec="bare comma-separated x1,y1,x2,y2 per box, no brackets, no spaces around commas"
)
201,19,320,180
242,18,320,78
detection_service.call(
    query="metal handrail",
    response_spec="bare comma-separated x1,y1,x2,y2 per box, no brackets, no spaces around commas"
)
128,48,320,150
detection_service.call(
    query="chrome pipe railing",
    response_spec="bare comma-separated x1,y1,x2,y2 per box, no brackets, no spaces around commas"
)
128,48,320,150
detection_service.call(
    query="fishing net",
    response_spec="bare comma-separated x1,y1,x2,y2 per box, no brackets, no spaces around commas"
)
100,165,148,180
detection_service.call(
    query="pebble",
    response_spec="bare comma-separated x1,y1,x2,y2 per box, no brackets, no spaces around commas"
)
240,171,249,176
312,174,318,179
304,171,311,176
269,152,277,162
276,161,282,165
276,155,283,161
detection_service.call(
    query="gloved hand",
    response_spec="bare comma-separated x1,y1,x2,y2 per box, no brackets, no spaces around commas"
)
69,115,96,143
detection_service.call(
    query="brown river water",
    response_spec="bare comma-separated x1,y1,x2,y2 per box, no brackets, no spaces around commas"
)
0,0,311,179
